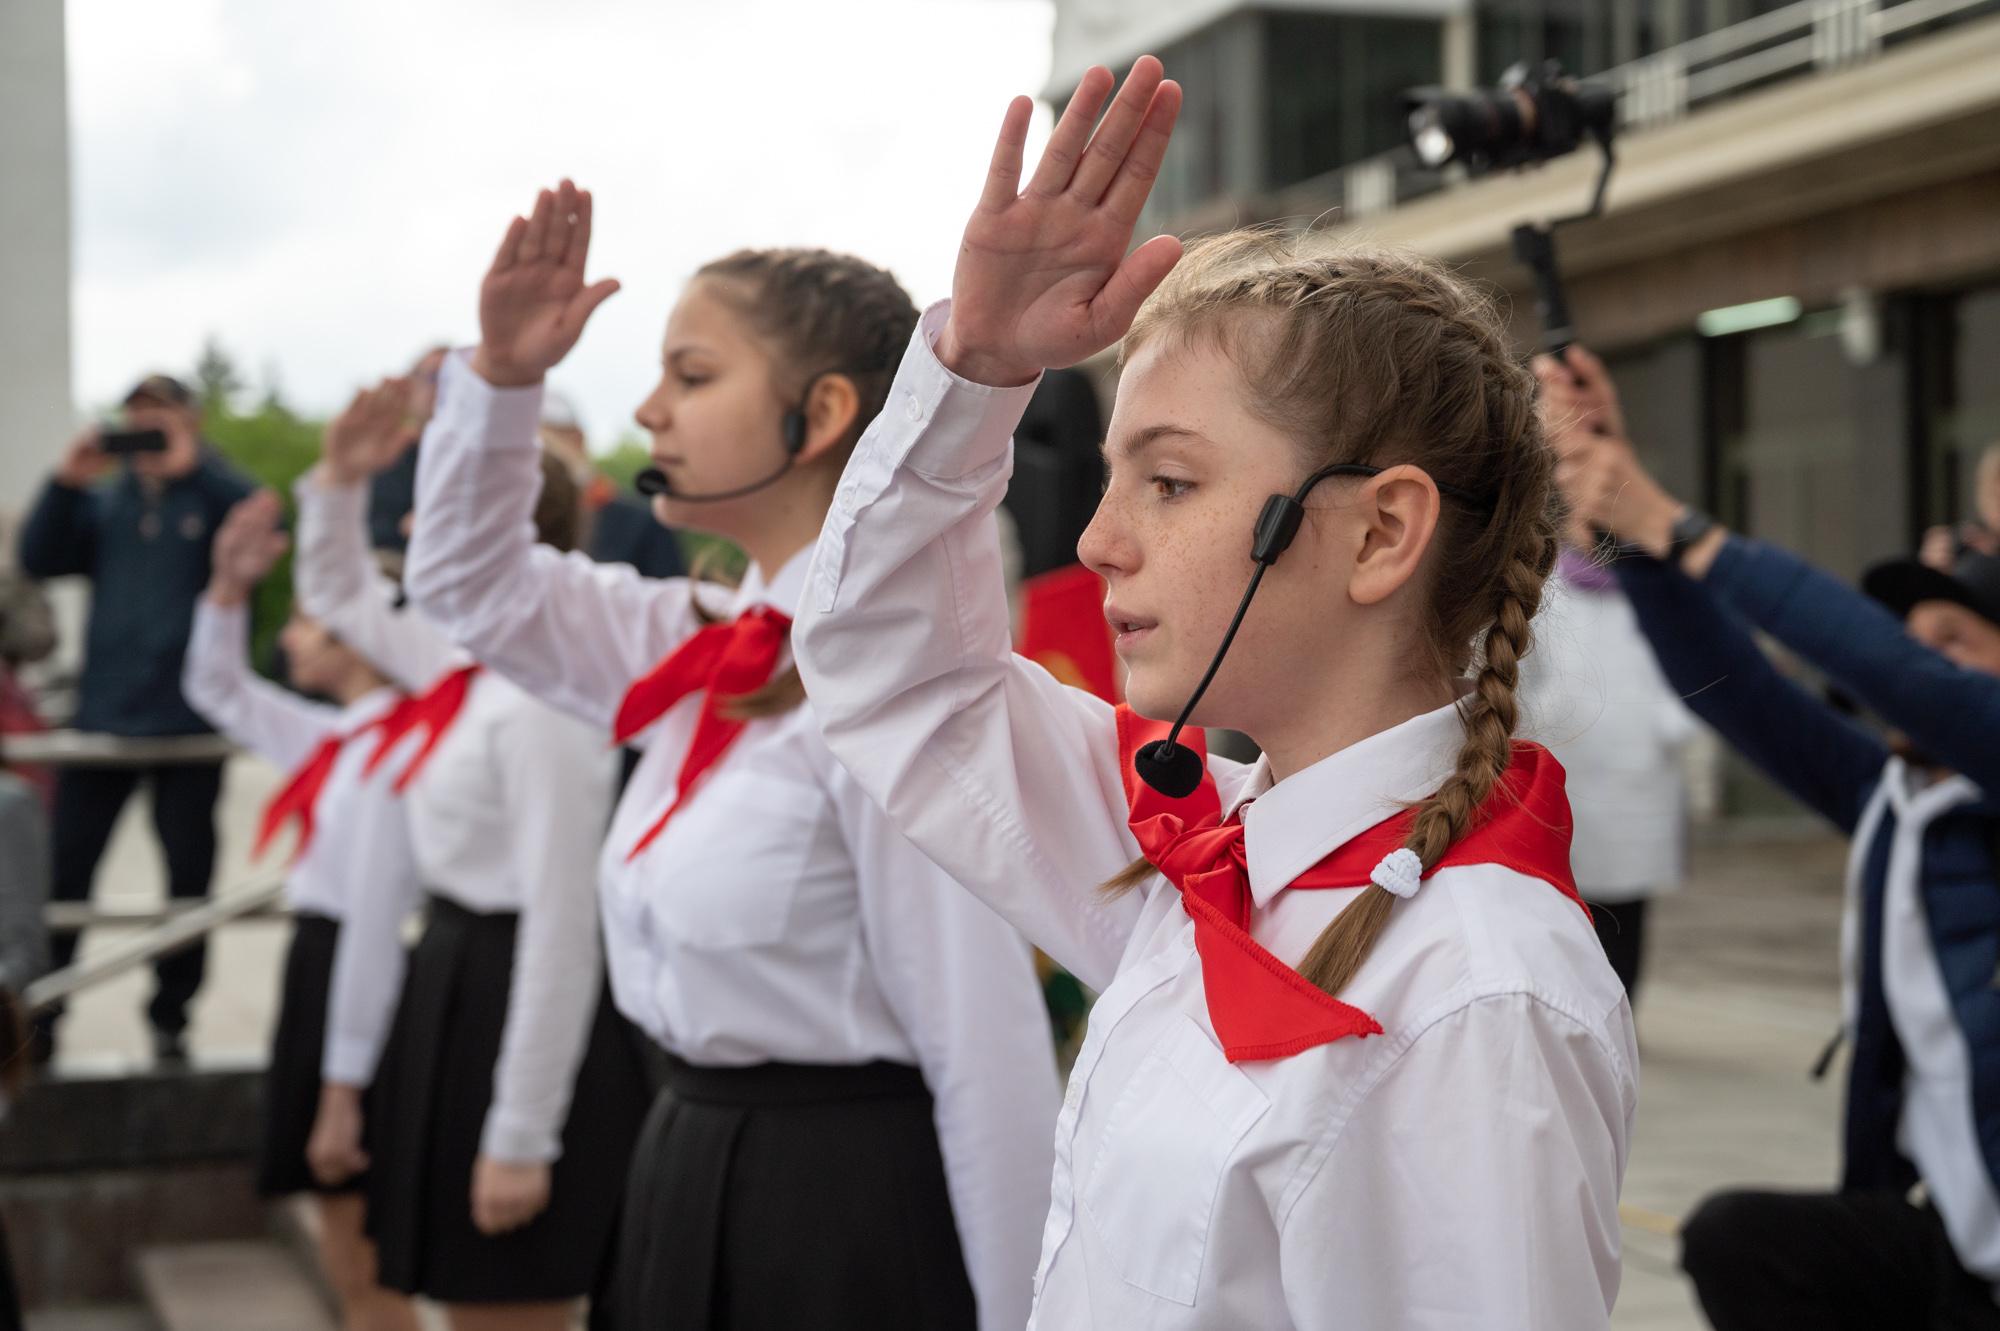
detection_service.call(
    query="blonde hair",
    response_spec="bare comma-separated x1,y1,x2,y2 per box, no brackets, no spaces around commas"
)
1110,231,1561,999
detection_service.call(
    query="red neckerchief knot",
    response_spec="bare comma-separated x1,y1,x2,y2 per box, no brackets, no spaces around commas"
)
365,663,483,794
1116,705,1584,1063
255,701,406,863
613,606,794,860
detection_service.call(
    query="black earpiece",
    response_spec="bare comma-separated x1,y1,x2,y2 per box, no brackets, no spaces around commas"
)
1132,462,1494,796
637,370,838,504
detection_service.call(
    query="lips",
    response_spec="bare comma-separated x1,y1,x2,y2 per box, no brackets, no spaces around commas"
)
1104,603,1158,651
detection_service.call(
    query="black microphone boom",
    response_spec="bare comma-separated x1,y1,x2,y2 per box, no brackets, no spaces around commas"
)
633,459,796,505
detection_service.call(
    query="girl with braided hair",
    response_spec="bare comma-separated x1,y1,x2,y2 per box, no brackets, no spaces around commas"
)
792,58,1635,1328
398,183,1058,1330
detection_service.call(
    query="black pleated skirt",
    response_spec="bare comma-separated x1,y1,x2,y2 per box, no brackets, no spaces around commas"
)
258,912,356,1198
614,1055,977,1330
365,895,650,1304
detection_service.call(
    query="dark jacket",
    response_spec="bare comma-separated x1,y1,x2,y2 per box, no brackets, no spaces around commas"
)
18,453,254,736
1616,538,2000,1276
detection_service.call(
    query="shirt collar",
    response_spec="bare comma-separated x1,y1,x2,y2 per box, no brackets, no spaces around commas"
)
726,544,815,619
1236,699,1467,909
338,686,401,733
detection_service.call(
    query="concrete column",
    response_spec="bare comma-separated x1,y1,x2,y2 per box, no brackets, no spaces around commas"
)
0,0,74,520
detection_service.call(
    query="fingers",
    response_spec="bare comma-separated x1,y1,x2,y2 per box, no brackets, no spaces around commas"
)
1101,78,1182,226
521,188,556,262
1070,56,1165,204
979,96,1034,211
1089,233,1184,348
568,278,622,333
561,185,593,273
491,215,528,274
1026,66,1114,198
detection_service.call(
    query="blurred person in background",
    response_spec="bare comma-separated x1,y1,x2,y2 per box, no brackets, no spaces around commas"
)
0,513,57,810
1922,441,2000,571
0,764,46,1331
535,389,685,579
365,346,451,552
15,373,253,1065
1523,544,1696,1004
1544,345,2000,1331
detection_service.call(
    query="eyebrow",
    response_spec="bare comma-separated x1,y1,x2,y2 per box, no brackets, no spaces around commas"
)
1100,424,1215,463
663,344,717,367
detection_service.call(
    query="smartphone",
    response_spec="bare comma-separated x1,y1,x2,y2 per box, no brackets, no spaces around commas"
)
101,428,168,456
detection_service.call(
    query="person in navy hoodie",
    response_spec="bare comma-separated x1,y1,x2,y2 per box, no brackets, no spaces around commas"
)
1541,345,2000,1331
17,373,253,1064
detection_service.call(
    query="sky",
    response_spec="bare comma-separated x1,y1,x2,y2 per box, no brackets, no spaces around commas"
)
66,0,1057,447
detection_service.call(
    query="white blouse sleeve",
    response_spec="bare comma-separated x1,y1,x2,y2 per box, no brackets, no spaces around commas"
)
793,303,1150,993
400,351,706,733
837,767,1058,1331
181,597,337,771
320,778,423,1087
479,698,616,1163
1280,991,1635,1331
292,473,463,693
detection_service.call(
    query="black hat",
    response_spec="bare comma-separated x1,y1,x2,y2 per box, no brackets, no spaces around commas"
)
1863,548,2000,631
122,374,196,409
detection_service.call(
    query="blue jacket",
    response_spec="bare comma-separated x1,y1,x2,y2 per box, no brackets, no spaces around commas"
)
1617,538,2000,1271
18,454,254,736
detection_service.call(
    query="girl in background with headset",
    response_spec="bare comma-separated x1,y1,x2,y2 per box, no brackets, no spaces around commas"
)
791,60,1635,1329
395,183,1059,1330
294,387,643,1331
181,491,420,1331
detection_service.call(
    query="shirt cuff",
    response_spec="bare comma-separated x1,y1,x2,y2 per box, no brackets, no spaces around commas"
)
321,1034,380,1088
438,348,545,457
895,301,1043,480
478,1106,562,1165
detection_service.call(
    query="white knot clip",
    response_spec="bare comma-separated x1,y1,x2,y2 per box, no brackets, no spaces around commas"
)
1370,848,1425,900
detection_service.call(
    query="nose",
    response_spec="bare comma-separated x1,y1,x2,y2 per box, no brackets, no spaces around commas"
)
1077,492,1134,580
634,375,672,435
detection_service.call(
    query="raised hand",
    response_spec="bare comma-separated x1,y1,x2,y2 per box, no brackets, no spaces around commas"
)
53,426,108,489
939,57,1184,387
1533,344,1630,452
472,179,620,388
207,490,291,604
323,377,420,486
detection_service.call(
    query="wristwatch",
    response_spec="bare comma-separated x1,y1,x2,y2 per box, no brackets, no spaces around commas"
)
1666,506,1717,562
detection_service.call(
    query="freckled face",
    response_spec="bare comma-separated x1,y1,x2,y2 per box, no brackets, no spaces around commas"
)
1079,339,1366,728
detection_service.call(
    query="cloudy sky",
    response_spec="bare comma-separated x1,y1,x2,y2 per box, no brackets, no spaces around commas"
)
67,0,1056,445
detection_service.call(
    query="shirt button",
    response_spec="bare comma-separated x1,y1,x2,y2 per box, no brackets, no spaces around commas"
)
903,393,922,423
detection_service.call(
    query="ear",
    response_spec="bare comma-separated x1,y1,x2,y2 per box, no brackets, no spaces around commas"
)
793,373,863,465
1347,464,1442,607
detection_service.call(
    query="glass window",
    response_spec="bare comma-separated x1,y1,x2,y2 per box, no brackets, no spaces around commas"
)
1263,13,1441,190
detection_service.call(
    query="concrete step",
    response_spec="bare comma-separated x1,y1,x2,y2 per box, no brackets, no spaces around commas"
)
133,1242,334,1331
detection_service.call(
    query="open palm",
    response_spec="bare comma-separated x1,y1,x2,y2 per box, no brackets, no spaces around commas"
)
473,179,621,388
323,377,419,485
941,57,1184,387
212,491,290,591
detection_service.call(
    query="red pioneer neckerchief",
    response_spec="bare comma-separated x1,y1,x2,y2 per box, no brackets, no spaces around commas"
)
254,701,405,863
1116,705,1583,1063
364,663,483,794
612,606,793,861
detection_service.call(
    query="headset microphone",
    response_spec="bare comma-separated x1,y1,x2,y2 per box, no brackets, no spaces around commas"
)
633,373,827,506
1133,462,1493,798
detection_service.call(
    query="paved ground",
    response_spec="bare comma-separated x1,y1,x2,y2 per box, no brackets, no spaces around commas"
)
43,756,1856,1329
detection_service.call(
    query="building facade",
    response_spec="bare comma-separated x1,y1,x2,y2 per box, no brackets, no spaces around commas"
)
0,0,74,519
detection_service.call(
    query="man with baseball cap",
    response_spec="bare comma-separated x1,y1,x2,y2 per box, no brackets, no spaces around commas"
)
16,372,254,1065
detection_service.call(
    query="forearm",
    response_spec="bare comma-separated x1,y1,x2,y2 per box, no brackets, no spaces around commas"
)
293,474,461,691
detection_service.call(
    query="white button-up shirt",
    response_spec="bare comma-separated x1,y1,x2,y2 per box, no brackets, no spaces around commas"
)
795,303,1640,1330
294,474,615,1164
397,350,1059,1331
180,597,413,928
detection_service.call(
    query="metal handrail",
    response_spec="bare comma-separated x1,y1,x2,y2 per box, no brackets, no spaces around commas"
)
23,875,288,1015
41,899,292,932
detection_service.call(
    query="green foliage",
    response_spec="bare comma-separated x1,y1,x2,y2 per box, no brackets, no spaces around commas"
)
197,343,324,674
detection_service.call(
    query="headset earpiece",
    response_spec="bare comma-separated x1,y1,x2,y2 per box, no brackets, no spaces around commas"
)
781,409,809,456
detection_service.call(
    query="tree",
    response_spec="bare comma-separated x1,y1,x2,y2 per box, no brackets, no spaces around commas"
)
193,337,245,415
